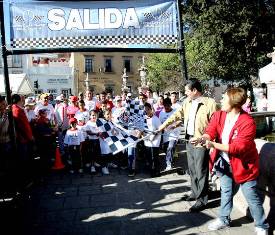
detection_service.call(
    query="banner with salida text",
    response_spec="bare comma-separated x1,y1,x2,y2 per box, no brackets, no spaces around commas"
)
4,0,178,50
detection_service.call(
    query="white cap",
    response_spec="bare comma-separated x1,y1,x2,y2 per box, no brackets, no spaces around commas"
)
127,93,132,97
25,97,36,106
55,95,64,101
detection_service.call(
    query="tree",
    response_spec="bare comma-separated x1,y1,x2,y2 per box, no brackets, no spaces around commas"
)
183,0,275,83
145,53,184,93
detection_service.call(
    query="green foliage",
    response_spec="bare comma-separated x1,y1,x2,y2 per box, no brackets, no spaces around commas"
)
183,0,275,83
145,53,184,92
145,1,274,90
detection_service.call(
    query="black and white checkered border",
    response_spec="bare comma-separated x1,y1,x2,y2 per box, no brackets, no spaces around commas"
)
96,118,138,154
11,35,178,49
127,100,145,116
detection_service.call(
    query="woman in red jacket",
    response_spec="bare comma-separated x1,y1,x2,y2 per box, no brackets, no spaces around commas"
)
199,87,268,234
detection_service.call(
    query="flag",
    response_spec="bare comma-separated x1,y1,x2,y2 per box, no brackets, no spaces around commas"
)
118,99,147,130
96,118,140,155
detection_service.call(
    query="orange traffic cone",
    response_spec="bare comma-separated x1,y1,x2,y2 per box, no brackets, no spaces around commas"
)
52,146,65,170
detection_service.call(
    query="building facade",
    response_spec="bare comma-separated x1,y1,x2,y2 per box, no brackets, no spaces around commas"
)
72,52,143,95
0,54,25,74
1,52,144,98
27,53,74,98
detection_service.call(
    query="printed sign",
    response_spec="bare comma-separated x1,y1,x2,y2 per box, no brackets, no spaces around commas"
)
4,0,178,50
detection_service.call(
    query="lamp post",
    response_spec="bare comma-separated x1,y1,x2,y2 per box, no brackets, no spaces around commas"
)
84,72,89,90
121,68,130,93
138,56,149,93
74,68,79,94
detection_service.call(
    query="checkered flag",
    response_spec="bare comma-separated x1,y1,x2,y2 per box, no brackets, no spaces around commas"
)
127,99,145,116
117,99,147,130
96,118,139,155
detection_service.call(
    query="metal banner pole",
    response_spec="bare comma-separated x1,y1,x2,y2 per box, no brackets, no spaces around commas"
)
0,2,17,149
176,0,188,82
0,3,12,104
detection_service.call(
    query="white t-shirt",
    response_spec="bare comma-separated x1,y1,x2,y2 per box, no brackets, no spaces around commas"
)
34,103,55,121
25,109,36,122
76,124,88,140
159,109,181,143
85,120,100,140
186,98,200,136
172,102,181,111
75,110,90,124
84,98,97,112
221,113,240,163
144,115,162,147
64,129,85,146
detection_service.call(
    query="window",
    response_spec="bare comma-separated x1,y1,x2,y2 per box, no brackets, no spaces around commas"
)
123,57,132,73
12,55,22,68
127,86,132,92
85,56,94,73
35,89,43,95
61,89,71,98
48,89,57,96
104,57,113,72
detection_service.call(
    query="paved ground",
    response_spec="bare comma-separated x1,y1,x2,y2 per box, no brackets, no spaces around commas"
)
1,165,257,235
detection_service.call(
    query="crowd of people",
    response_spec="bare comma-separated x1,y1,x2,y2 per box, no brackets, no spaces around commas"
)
0,88,184,178
0,79,269,234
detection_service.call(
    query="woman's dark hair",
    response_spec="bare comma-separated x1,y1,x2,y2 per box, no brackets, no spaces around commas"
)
144,102,152,109
185,79,203,93
11,94,21,104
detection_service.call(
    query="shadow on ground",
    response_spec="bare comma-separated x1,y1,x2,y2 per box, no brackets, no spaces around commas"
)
1,168,216,235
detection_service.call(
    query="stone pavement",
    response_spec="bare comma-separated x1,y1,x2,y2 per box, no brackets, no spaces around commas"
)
1,167,257,235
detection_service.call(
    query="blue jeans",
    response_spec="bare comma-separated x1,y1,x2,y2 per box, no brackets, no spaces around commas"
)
163,140,177,167
219,174,269,229
128,147,136,170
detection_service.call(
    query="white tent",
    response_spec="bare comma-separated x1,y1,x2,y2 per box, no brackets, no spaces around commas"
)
259,62,275,83
0,73,34,95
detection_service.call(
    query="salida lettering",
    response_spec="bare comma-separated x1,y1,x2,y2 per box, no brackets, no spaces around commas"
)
48,8,140,30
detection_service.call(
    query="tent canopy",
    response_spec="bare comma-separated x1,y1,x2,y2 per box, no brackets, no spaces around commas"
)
0,73,34,95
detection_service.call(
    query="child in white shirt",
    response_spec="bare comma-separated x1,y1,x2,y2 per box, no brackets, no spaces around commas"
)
76,117,88,172
85,110,101,173
144,102,162,177
159,98,182,171
98,110,114,175
75,100,90,124
64,118,85,173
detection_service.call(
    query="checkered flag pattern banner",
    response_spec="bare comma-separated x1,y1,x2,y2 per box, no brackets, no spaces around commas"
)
117,99,148,130
11,35,178,49
96,118,139,155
